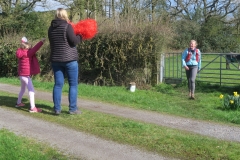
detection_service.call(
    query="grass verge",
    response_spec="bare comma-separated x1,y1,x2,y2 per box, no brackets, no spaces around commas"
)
0,129,72,160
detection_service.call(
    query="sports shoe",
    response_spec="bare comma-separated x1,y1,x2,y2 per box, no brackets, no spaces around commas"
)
15,103,25,107
54,110,61,115
69,110,82,115
29,107,42,113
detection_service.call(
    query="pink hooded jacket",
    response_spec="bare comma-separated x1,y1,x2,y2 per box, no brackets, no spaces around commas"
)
16,41,43,76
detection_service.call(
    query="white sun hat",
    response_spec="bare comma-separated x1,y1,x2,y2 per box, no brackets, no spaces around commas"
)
21,37,28,43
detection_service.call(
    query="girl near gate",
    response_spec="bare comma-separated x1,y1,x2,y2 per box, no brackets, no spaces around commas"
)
182,40,201,100
16,37,46,112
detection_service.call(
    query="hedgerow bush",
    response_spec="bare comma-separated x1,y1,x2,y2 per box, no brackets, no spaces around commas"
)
0,41,19,77
0,35,50,78
0,15,173,88
78,31,162,86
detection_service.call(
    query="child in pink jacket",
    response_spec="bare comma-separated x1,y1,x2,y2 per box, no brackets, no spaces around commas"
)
16,37,45,113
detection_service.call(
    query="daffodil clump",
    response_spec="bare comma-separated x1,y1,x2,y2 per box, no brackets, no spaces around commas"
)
219,92,240,110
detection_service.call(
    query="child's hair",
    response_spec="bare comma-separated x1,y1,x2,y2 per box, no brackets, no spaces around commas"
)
190,40,198,46
55,8,69,21
20,42,31,49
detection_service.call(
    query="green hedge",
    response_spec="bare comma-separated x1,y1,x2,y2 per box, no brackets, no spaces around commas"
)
0,31,164,87
78,32,162,86
0,42,18,77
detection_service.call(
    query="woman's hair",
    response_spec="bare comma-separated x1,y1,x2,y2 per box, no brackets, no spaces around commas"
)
20,42,31,49
55,8,69,21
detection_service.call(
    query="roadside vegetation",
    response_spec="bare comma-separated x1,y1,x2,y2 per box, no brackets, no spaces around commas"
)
0,129,72,160
1,77,240,159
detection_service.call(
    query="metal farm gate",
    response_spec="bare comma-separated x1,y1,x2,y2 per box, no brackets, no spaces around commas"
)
160,53,240,86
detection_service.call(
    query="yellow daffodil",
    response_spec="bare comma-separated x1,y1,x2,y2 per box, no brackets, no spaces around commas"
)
219,94,224,99
234,92,238,97
230,100,234,104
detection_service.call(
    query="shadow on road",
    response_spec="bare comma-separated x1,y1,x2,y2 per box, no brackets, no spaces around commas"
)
0,95,68,116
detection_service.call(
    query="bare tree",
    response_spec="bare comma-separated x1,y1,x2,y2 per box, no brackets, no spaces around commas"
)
52,0,105,20
0,0,46,15
166,0,240,23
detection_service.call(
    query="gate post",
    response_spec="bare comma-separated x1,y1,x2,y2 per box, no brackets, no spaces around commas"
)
159,53,165,83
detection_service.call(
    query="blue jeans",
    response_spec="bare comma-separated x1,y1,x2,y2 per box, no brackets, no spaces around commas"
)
51,61,78,112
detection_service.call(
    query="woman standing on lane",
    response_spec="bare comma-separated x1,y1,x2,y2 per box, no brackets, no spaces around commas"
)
48,8,82,115
182,40,201,100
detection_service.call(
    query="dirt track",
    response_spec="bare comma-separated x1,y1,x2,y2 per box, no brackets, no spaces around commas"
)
1,83,240,159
